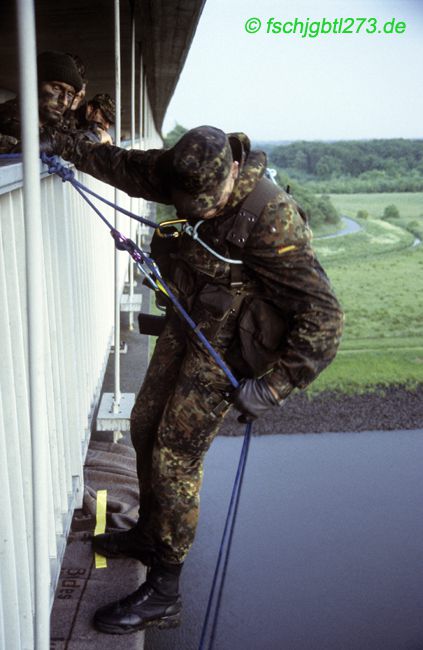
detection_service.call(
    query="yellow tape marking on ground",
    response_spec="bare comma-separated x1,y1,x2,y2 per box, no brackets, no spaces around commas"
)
94,489,107,569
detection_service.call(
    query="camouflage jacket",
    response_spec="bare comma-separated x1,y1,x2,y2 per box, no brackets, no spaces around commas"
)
0,99,100,153
0,133,18,154
57,132,344,399
0,99,21,152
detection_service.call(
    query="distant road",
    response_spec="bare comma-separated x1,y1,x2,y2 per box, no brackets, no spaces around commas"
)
316,216,421,248
316,216,362,240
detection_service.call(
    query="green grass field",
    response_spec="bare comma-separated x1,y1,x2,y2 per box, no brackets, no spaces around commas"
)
308,192,423,394
329,192,423,220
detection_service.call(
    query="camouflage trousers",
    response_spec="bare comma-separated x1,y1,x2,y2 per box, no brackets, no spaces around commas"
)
130,312,237,565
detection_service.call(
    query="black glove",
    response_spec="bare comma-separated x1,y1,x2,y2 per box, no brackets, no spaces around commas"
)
231,377,282,423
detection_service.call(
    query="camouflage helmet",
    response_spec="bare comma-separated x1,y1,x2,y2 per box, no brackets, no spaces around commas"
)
89,93,116,123
170,125,233,217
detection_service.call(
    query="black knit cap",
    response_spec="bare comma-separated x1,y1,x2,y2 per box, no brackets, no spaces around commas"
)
37,51,83,92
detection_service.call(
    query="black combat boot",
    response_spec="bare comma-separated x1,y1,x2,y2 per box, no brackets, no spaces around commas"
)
92,524,155,566
93,561,183,634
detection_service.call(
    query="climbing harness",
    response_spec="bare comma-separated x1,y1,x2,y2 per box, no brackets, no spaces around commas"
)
0,151,251,648
155,216,244,265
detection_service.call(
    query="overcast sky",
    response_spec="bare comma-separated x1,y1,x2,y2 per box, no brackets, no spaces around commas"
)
163,0,423,141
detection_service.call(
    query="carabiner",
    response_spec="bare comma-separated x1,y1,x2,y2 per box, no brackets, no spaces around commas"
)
156,218,188,238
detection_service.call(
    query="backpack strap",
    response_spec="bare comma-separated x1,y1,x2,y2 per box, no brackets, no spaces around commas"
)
226,176,281,251
226,176,281,286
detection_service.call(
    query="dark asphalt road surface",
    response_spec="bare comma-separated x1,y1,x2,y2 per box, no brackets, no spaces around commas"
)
146,430,423,650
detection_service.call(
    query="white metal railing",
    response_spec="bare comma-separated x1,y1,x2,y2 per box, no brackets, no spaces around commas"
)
0,145,159,647
1,0,164,644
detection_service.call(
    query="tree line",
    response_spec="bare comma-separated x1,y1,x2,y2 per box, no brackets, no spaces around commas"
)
268,139,423,193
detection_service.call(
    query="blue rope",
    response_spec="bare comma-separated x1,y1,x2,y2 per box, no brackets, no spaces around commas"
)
1,150,252,645
198,422,252,650
40,153,158,228
0,153,24,160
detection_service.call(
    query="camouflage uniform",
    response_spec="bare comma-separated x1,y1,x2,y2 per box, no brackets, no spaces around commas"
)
0,99,21,152
0,133,19,154
50,128,344,564
63,102,87,131
0,97,85,153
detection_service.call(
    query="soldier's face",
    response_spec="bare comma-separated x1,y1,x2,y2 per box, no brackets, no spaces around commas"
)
86,105,111,131
38,81,76,124
201,161,239,219
71,84,86,111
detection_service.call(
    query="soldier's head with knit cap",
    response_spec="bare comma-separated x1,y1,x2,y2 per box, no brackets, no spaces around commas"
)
37,51,83,125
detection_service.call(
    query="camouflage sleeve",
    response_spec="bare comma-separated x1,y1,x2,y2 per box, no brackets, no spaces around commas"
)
47,129,172,203
0,100,21,140
0,133,19,154
243,194,344,400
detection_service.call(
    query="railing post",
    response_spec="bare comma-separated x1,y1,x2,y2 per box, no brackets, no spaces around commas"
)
113,0,122,413
96,0,137,441
137,49,144,251
139,50,144,149
142,62,146,143
128,0,136,331
16,0,50,646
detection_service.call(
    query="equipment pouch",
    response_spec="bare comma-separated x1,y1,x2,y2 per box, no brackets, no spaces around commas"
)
225,297,289,378
138,313,167,337
196,283,236,320
189,283,242,341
